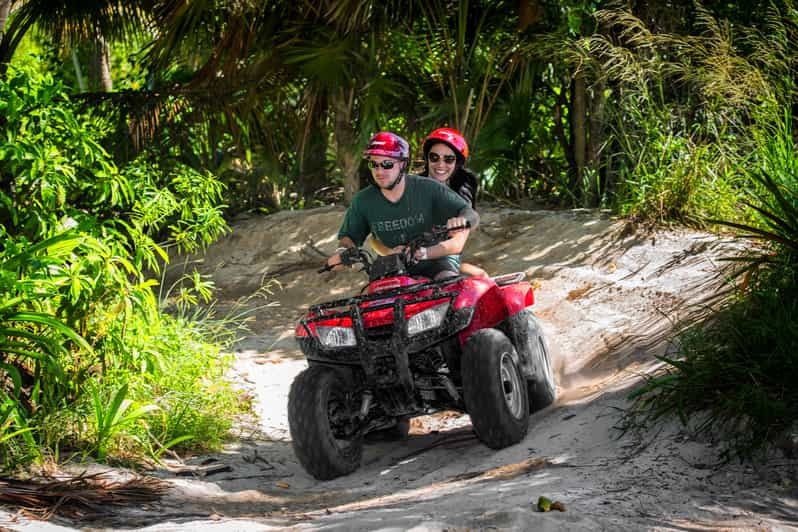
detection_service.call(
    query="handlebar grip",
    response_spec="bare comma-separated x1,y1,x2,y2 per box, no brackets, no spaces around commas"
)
444,222,470,233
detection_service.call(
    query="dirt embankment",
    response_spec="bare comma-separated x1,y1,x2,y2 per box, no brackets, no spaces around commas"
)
4,206,797,531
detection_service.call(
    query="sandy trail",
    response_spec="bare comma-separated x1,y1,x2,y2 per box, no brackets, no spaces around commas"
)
3,206,797,531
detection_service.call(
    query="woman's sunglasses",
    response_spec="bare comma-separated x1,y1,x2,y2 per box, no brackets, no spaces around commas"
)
367,160,397,170
428,152,457,164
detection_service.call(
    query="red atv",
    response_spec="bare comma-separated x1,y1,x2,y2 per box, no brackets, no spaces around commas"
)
289,226,556,480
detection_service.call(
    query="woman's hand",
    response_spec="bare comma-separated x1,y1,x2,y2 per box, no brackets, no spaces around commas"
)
389,245,407,255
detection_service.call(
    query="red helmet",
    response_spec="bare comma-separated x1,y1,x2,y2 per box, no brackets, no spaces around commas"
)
363,132,410,160
423,127,469,160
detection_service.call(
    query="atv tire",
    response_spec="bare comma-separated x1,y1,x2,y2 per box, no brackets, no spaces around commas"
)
522,313,556,413
288,366,362,480
462,329,529,449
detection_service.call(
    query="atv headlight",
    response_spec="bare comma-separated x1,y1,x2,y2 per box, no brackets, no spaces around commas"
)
316,326,356,348
407,302,449,336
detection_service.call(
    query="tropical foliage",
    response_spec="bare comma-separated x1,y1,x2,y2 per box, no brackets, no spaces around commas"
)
0,61,241,468
629,114,798,459
1,0,797,467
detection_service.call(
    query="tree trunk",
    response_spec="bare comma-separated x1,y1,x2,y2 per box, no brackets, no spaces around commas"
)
571,73,588,205
0,0,12,215
334,88,358,205
298,93,328,203
91,32,113,91
517,0,543,32
552,82,575,174
71,47,86,92
0,0,10,39
0,0,16,76
588,79,606,202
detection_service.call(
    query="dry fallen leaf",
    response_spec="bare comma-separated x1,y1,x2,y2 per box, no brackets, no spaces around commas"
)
566,284,592,301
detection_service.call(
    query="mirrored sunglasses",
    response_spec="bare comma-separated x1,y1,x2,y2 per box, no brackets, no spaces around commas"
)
368,160,397,170
428,152,457,164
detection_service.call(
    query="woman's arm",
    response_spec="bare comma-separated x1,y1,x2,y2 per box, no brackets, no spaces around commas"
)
422,206,479,259
366,234,393,256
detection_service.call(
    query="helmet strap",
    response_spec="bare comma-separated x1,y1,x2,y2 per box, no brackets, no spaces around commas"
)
383,160,408,191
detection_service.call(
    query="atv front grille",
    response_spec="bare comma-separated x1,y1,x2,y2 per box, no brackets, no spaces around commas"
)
364,324,393,340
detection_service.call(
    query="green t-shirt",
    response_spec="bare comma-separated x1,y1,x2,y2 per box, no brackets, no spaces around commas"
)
338,174,470,272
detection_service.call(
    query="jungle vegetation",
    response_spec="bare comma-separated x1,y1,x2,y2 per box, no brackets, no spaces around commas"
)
0,0,796,468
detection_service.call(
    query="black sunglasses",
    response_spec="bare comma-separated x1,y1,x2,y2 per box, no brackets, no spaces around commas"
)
367,160,397,170
428,152,457,164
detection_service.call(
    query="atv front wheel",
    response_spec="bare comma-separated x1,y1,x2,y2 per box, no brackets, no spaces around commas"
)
462,329,529,449
288,366,363,480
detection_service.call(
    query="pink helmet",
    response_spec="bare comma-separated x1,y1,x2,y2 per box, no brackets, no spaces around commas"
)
423,127,469,160
363,132,410,160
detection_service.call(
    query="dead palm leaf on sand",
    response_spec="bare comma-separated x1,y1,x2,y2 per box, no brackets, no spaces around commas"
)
0,472,168,520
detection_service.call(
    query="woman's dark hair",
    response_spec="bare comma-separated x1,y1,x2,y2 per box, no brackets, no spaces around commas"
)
420,140,478,208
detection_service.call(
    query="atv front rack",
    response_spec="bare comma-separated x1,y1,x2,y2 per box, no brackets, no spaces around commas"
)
300,274,473,414
307,274,465,315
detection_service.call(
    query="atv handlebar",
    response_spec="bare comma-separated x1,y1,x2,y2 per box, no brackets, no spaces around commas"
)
406,222,470,257
320,222,471,274
318,247,370,273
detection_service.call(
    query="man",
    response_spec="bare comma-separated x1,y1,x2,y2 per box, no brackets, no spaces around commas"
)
327,131,479,280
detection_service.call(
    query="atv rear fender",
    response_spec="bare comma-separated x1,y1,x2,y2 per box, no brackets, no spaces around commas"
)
498,281,535,313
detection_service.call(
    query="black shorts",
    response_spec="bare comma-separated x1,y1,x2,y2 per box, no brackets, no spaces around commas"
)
408,257,459,280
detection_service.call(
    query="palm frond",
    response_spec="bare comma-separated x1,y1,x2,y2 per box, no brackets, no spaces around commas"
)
13,0,151,45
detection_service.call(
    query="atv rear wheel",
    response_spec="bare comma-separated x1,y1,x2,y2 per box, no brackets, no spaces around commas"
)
462,329,529,449
288,366,363,480
527,335,556,412
523,313,556,412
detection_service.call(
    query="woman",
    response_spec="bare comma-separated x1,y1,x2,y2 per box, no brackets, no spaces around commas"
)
420,127,479,209
368,127,488,278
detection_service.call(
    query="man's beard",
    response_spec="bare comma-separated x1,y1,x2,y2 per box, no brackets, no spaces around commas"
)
379,162,406,191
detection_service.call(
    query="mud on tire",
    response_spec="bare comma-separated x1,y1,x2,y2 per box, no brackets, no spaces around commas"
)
288,366,363,480
462,329,529,449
